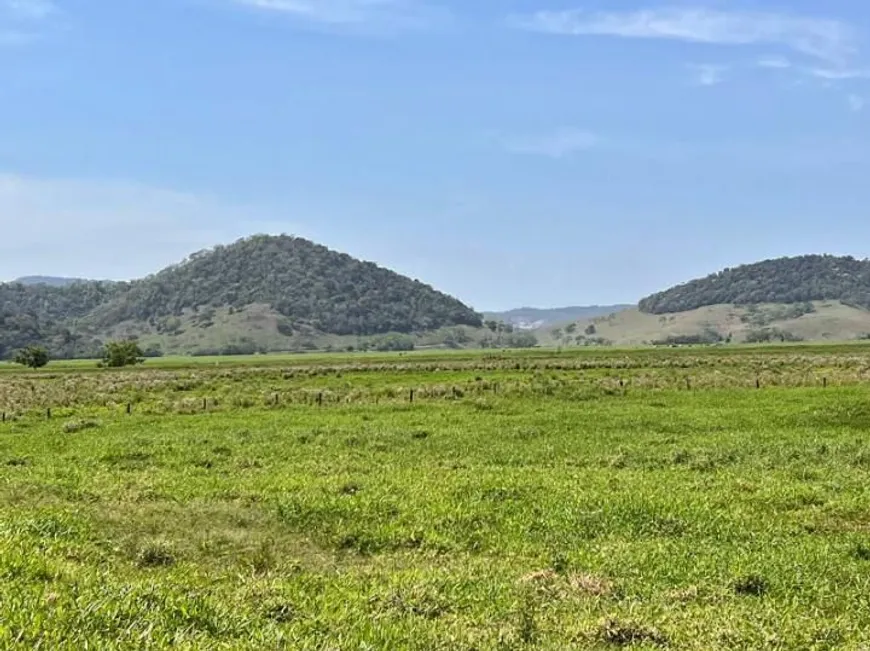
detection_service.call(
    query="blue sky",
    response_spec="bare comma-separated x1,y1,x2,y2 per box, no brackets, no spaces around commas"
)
2,0,870,310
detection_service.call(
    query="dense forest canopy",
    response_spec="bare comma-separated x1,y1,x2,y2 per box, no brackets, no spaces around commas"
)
0,235,483,358
88,235,482,335
639,255,870,314
0,281,128,359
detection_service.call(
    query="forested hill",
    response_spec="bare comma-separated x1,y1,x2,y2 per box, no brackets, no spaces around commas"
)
0,281,130,359
0,234,483,358
88,235,481,334
639,255,870,314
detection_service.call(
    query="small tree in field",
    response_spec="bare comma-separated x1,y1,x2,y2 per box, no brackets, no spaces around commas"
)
14,346,49,369
101,340,145,368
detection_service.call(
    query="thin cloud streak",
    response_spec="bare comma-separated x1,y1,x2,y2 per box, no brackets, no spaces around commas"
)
501,128,599,158
229,0,452,32
757,55,792,69
511,7,857,64
809,67,870,80
849,94,865,112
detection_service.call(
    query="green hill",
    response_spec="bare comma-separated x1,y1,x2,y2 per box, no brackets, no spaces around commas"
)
639,255,870,314
544,301,870,347
0,235,484,358
539,255,870,347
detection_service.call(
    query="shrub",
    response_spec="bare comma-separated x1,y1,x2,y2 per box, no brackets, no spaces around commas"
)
372,334,415,352
14,346,49,369
101,340,145,368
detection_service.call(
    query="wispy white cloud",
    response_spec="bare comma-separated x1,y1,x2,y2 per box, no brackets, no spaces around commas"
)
808,67,870,80
228,0,451,33
501,128,599,159
511,7,857,64
688,63,727,86
849,94,865,112
757,55,792,69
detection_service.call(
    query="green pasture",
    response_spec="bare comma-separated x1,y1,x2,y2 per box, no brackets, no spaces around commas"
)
1,347,870,648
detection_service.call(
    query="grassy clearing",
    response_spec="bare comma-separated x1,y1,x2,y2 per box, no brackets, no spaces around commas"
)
2,347,870,648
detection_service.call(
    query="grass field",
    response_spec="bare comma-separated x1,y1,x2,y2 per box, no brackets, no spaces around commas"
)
3,346,870,648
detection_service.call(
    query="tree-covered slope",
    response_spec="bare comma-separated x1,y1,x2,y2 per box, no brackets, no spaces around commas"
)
639,255,870,314
0,234,483,358
0,281,128,359
89,235,482,335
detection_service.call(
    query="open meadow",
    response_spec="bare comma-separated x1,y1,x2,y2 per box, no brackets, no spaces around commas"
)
2,345,870,649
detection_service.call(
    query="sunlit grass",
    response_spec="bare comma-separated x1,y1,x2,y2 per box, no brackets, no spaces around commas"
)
2,347,870,648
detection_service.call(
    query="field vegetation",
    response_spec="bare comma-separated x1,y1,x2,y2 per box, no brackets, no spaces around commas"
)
2,345,870,648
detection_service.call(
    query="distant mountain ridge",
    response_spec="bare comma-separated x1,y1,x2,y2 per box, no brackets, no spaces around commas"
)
486,305,631,329
640,255,870,314
0,234,483,359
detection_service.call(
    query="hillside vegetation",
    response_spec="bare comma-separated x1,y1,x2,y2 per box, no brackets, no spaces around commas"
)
639,255,870,314
0,281,129,359
88,235,481,335
544,301,870,347
0,235,484,358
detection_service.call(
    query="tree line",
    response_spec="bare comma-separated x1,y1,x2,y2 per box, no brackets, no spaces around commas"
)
12,341,146,369
639,255,870,314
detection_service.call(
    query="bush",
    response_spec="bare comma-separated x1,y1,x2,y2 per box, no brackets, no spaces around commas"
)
14,346,49,369
744,328,803,344
101,340,145,368
653,328,723,346
505,332,538,348
372,334,415,352
142,345,164,358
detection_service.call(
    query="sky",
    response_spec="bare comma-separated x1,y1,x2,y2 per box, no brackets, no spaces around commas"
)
2,0,870,311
